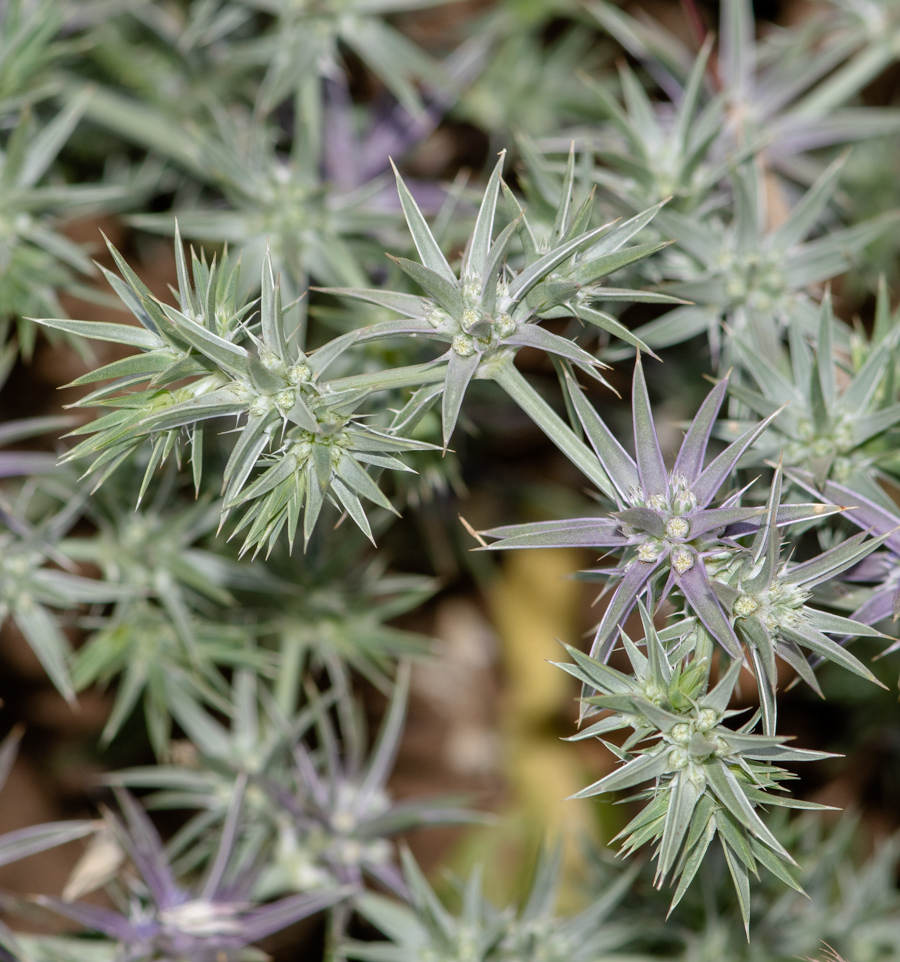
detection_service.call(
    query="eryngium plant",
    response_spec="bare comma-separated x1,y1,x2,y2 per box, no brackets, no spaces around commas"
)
616,158,894,364
559,604,833,931
706,462,886,734
724,291,900,489
586,0,900,187
480,357,837,666
346,845,641,962
325,152,674,460
34,789,349,961
107,667,474,900
37,235,435,554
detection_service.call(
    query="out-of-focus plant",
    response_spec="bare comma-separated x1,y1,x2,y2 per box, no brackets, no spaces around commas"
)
0,93,141,357
106,667,475,902
0,492,126,701
610,158,893,364
345,844,641,962
586,0,900,187
31,788,349,962
723,291,900,490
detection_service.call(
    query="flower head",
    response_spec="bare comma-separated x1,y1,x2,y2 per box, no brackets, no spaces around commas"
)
481,357,833,664
326,153,672,448
36,788,348,961
559,603,834,930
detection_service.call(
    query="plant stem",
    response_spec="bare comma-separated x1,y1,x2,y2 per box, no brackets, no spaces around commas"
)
492,361,615,500
324,901,351,962
329,362,446,394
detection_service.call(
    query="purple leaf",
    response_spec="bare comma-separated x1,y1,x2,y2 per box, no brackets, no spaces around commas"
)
784,530,893,588
672,376,729,482
691,407,782,508
631,355,667,497
561,368,638,502
34,895,138,941
239,888,350,943
849,587,896,629
113,790,179,909
793,472,900,555
676,563,742,658
684,506,765,539
591,556,665,662
613,507,666,538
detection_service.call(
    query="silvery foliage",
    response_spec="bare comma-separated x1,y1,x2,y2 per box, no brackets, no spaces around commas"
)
585,0,900,186
480,366,888,914
721,289,900,491
36,234,439,555
0,92,141,357
327,151,672,458
0,490,127,702
105,667,474,902
611,157,894,366
791,471,900,641
345,845,640,962
558,607,832,934
1,0,900,954
31,787,349,962
548,37,732,213
532,0,900,368
74,19,482,333
454,9,610,143
660,814,900,961
0,0,157,360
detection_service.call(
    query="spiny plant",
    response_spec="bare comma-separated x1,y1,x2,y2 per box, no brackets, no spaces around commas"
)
106,667,474,900
789,471,900,638
558,607,833,932
610,158,894,364
31,788,349,962
2,0,900,958
723,290,900,491
479,358,843,668
36,237,436,554
585,0,900,187
345,844,640,962
571,38,733,213
477,359,890,916
326,152,671,459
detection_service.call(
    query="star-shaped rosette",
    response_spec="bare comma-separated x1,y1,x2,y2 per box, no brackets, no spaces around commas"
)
558,603,834,930
35,788,349,962
480,357,834,663
324,153,670,450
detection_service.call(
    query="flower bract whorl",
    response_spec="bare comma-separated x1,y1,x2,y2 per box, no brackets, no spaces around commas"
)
559,603,835,930
325,152,674,450
481,357,834,665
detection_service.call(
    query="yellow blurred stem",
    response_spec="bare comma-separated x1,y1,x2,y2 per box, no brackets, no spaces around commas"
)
488,547,603,905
